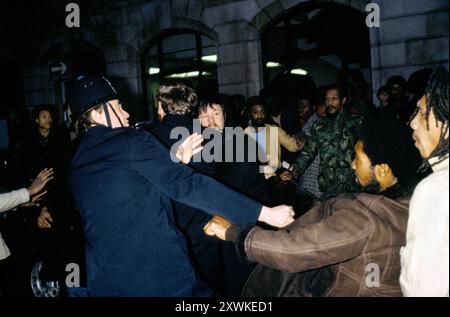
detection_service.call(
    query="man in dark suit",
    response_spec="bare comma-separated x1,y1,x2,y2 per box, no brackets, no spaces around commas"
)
67,76,294,296
197,97,270,296
146,84,223,294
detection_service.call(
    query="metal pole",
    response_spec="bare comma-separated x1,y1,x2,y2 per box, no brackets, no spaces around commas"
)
61,80,67,105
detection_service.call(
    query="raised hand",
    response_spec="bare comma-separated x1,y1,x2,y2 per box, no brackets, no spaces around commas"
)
258,205,295,228
176,133,204,164
27,168,54,196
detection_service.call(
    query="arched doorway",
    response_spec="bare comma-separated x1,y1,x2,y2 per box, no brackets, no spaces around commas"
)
140,29,218,120
260,1,371,92
259,1,372,162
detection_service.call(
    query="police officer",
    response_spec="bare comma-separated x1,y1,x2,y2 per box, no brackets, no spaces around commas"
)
67,76,294,296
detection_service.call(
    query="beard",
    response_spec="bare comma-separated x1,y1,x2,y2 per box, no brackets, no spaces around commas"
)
251,119,265,127
361,181,383,194
326,107,339,118
354,172,382,194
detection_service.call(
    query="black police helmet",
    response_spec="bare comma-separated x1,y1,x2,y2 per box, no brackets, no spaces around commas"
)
67,75,119,121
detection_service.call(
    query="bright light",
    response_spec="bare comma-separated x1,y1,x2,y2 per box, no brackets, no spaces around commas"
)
266,62,281,68
149,67,160,75
167,71,200,78
201,55,217,62
290,68,308,76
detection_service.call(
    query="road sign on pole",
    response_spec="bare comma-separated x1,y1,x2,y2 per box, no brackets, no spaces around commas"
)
49,60,71,82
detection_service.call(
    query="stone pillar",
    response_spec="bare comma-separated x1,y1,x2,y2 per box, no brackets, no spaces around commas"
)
205,1,263,98
370,0,449,103
216,37,262,97
102,5,146,122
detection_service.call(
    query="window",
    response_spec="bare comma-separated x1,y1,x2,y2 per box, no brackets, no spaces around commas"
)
261,2,371,88
141,30,218,119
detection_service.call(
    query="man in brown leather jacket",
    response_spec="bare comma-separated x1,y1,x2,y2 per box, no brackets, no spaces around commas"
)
204,119,421,297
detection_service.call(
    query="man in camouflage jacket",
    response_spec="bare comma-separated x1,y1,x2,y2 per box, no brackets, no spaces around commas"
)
281,84,362,198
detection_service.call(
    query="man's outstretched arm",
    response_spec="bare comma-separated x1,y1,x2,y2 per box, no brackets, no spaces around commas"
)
204,207,369,273
130,131,294,228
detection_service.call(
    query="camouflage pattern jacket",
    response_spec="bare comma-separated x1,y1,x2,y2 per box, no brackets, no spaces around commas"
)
293,110,363,197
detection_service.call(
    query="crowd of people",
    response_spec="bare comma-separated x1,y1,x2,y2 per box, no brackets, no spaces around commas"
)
0,66,448,297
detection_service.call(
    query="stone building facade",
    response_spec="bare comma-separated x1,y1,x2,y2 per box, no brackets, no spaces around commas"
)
1,0,448,121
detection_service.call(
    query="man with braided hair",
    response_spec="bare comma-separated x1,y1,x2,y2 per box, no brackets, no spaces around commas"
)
400,67,449,297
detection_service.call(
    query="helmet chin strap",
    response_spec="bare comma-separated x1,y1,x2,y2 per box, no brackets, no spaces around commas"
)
103,102,124,128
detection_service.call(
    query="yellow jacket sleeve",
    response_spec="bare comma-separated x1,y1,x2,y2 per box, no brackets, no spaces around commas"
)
278,127,300,152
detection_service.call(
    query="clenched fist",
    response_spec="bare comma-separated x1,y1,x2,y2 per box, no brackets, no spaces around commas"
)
279,170,293,182
258,205,295,228
37,207,53,229
203,215,232,240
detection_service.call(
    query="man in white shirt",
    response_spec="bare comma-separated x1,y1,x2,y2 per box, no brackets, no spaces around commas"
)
400,67,449,297
0,168,54,261
244,96,300,178
1,168,53,296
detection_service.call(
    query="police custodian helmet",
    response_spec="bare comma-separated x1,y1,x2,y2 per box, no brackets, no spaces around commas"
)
67,75,119,122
